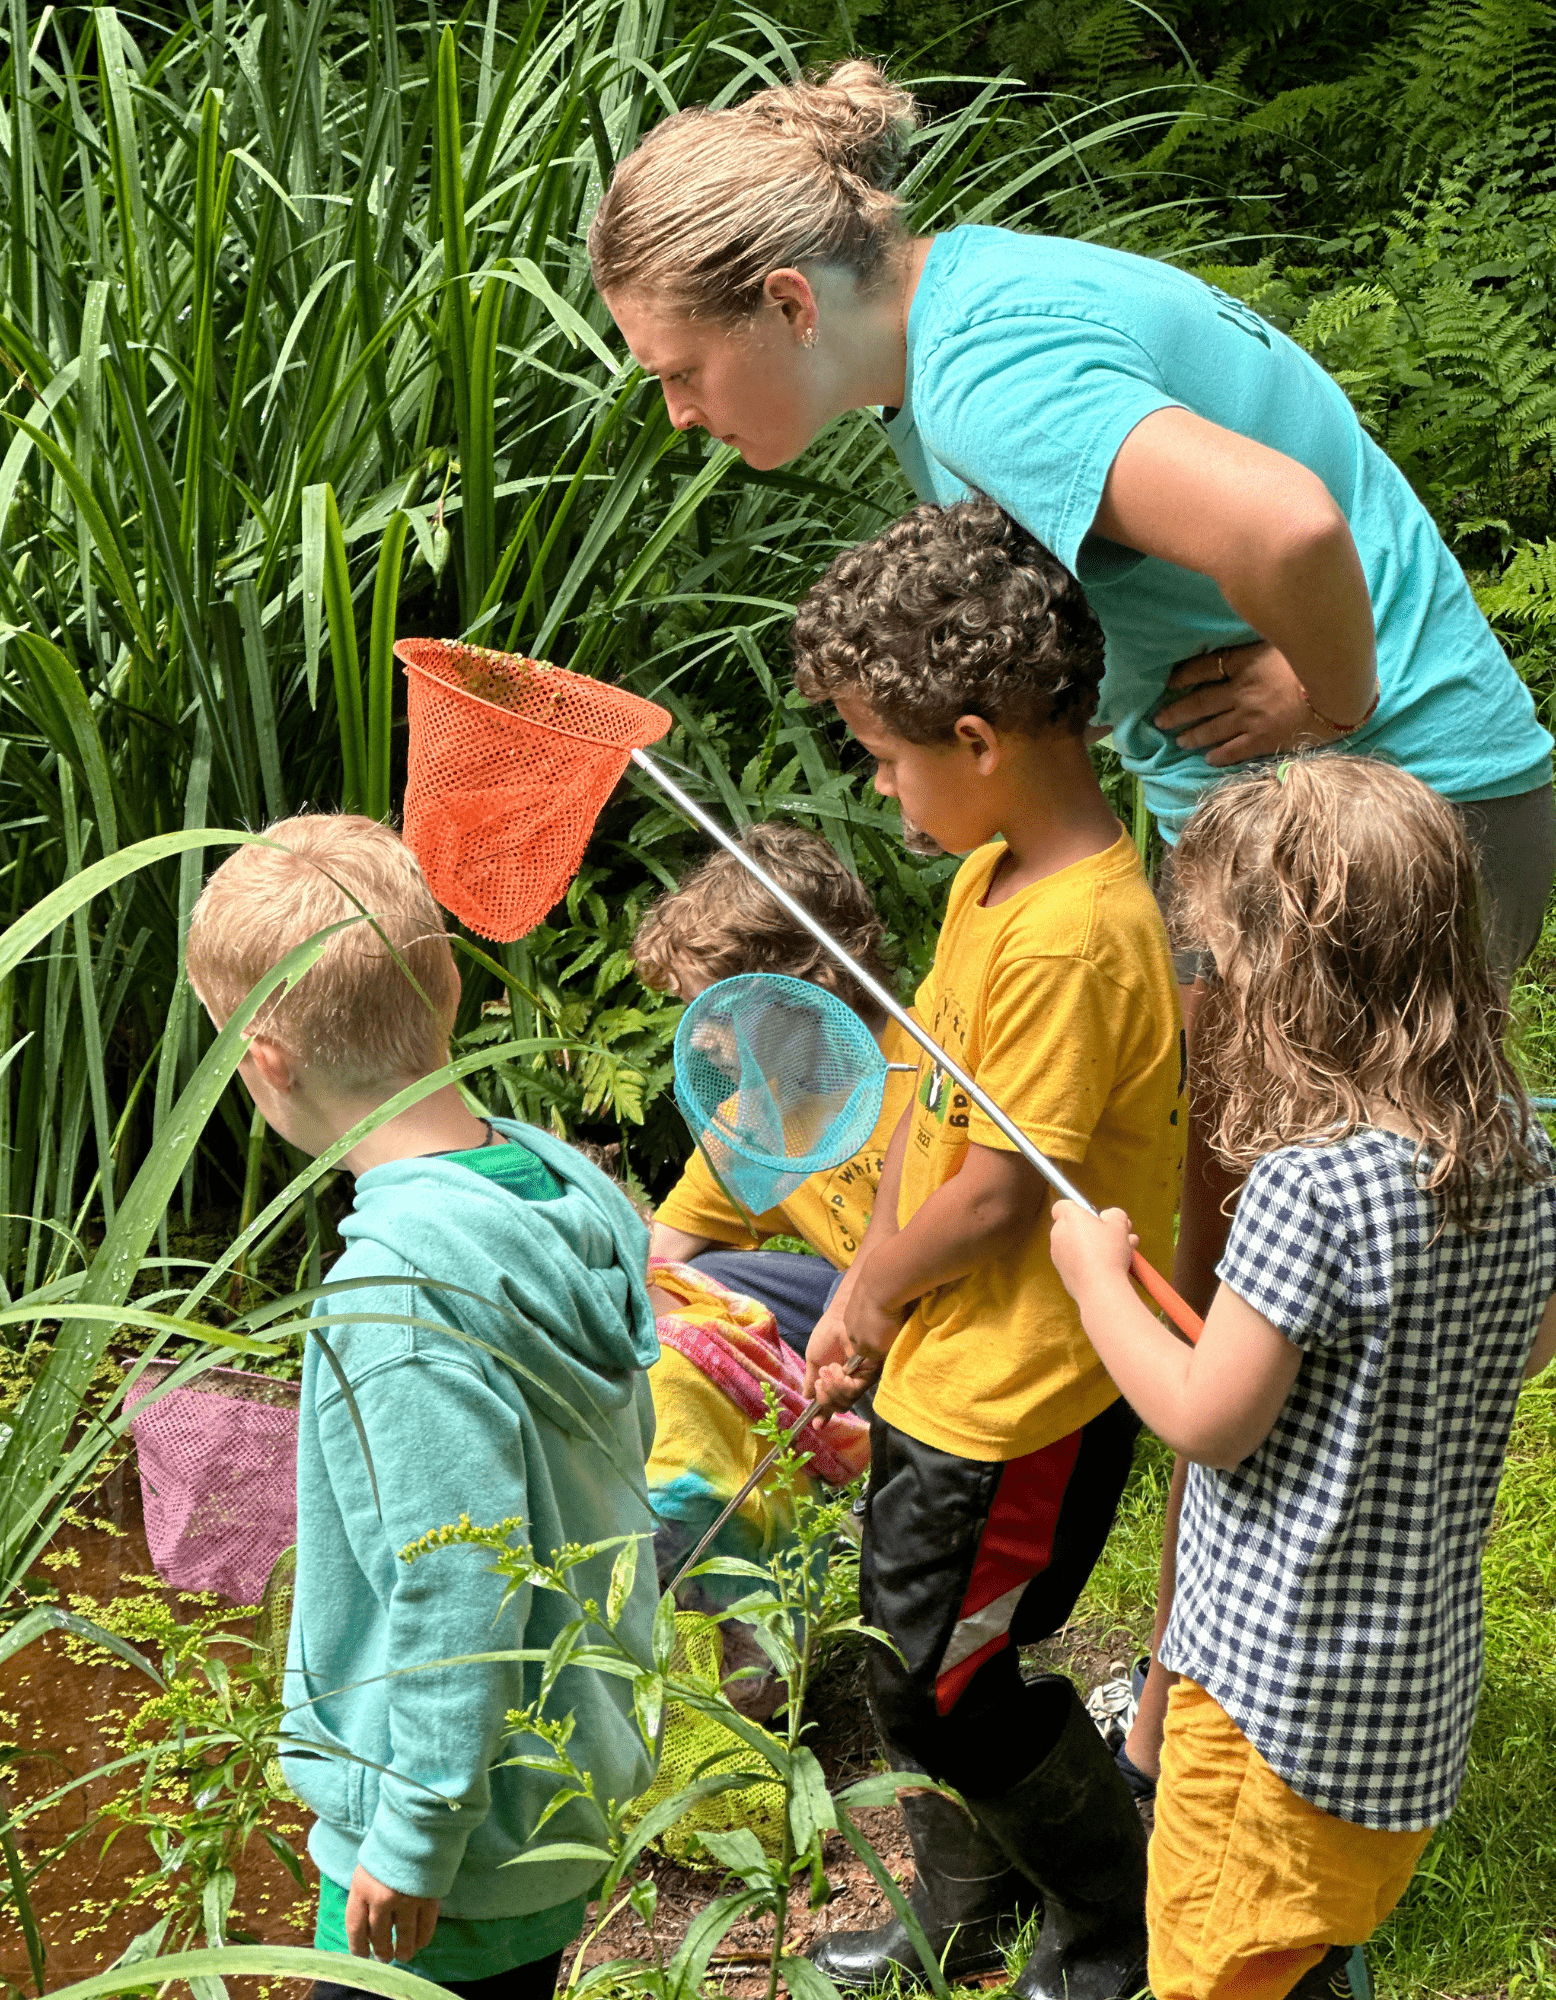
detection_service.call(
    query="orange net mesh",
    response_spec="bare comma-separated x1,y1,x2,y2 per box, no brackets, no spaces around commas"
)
397,640,671,941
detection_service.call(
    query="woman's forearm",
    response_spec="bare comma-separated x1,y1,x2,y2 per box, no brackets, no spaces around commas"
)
1099,407,1377,729
1215,508,1377,728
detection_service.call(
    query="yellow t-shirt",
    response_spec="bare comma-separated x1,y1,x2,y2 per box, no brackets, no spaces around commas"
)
655,1017,920,1267
873,831,1185,1463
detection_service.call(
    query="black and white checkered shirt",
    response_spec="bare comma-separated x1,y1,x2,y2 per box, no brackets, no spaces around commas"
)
1161,1125,1556,1830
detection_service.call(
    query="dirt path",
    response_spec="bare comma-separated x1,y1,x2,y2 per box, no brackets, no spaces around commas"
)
0,1464,316,1991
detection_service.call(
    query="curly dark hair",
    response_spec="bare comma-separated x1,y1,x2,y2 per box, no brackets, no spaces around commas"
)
791,499,1104,741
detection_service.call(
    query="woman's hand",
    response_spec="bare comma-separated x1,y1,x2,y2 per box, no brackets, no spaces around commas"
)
1153,641,1343,765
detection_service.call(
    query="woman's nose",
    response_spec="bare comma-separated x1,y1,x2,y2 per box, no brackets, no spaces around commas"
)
663,385,701,432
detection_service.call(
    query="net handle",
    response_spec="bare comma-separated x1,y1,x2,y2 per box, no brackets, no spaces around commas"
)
632,749,1205,1346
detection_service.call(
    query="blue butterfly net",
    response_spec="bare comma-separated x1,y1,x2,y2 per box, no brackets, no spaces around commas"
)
673,972,888,1218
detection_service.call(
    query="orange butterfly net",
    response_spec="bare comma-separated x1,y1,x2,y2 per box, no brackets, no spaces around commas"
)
397,638,1205,1342
396,639,670,940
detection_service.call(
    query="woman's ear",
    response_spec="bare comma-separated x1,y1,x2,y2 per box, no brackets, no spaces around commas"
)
762,267,819,334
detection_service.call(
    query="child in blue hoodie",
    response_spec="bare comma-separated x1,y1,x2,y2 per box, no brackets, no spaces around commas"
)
187,815,661,2000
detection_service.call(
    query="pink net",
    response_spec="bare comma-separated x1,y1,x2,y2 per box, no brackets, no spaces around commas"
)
126,1365,299,1606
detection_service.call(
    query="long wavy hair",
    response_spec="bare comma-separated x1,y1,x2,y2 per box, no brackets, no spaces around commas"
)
1171,756,1545,1230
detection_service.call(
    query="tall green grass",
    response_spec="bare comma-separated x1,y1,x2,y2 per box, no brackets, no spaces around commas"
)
0,0,1191,1278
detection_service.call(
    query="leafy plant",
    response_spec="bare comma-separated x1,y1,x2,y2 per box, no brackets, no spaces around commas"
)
406,1429,950,2000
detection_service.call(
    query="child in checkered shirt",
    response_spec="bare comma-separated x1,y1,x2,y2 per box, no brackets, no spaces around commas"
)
1050,756,1556,2000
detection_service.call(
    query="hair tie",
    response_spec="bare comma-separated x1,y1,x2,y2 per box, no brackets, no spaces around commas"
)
1276,760,1293,785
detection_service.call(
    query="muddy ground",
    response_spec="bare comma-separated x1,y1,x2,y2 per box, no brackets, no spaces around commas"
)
0,1470,1143,1998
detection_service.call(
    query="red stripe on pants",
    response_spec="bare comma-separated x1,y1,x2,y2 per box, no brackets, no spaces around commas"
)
934,1426,1084,1714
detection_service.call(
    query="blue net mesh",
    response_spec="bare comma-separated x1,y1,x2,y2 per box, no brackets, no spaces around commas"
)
673,973,889,1219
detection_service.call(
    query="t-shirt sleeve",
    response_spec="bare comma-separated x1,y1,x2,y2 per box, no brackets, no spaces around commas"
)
966,953,1121,1166
1216,1152,1356,1349
654,1146,775,1249
914,314,1182,574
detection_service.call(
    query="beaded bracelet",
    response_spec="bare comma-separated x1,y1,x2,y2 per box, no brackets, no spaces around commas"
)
1301,680,1380,736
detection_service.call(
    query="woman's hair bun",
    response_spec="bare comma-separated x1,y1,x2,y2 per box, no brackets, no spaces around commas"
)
747,60,920,193
588,58,919,319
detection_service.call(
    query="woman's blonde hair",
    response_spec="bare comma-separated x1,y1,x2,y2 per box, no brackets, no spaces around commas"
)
588,60,919,321
1171,756,1544,1231
186,814,460,1088
632,822,892,1022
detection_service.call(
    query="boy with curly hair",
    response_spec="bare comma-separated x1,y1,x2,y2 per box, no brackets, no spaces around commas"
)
796,500,1185,2000
634,822,919,1353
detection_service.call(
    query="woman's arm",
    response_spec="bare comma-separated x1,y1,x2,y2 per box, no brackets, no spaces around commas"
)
1050,1201,1302,1467
1095,407,1378,764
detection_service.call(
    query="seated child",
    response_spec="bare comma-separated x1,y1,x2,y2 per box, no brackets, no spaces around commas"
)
797,499,1186,1998
635,822,919,1354
185,815,660,2000
1050,756,1556,2000
643,1258,870,1715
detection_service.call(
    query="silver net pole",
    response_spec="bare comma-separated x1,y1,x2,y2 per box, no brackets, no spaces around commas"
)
631,749,1095,1215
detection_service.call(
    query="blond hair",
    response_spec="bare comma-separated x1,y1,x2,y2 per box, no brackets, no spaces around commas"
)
588,60,919,321
186,815,460,1088
632,822,892,1023
1171,757,1545,1230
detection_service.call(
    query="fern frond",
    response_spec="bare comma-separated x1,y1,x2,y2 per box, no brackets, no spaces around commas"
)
1477,540,1556,628
1295,283,1396,350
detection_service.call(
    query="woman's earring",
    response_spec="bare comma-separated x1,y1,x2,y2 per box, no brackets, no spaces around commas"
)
801,326,818,349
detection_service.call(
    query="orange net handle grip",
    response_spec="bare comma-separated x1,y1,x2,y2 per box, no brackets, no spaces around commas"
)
1130,1250,1205,1343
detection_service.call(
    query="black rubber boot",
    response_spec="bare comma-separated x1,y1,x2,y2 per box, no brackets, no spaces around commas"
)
967,1676,1148,2000
808,1780,1040,1989
1284,1945,1371,2000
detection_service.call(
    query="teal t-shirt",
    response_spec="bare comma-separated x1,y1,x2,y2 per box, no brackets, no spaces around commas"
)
884,225,1553,841
315,1873,588,1981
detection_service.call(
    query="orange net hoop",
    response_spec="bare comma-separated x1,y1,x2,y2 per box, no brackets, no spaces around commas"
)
397,640,671,941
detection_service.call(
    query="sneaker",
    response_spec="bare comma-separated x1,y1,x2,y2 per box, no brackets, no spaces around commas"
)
1085,1664,1137,1751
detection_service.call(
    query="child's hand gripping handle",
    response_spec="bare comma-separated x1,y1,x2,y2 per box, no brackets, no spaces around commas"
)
667,1355,874,1591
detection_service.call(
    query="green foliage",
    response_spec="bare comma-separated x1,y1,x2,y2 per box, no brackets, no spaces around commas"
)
3,0,1129,1248
413,1436,942,2000
45,1588,301,1951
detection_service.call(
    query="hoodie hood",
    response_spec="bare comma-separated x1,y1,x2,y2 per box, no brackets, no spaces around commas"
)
335,1119,658,1433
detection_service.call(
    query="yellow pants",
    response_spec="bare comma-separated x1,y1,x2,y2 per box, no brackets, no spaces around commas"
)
1147,1679,1435,2000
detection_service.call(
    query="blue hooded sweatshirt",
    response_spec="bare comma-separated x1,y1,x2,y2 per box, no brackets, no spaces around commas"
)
280,1120,660,1918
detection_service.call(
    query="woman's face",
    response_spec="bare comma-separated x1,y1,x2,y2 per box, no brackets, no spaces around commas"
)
604,289,827,470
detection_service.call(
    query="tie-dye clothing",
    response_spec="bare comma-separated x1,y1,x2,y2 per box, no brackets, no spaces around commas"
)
646,1260,870,1610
